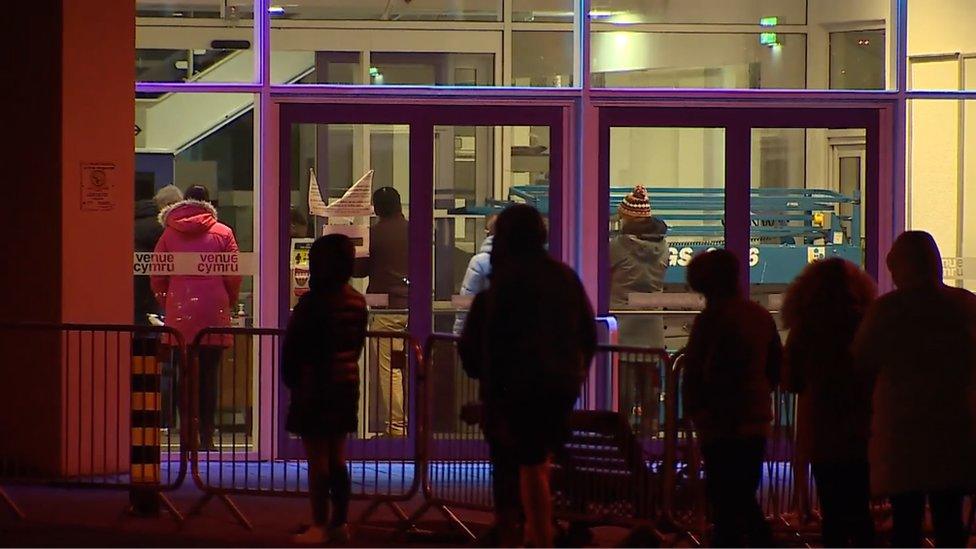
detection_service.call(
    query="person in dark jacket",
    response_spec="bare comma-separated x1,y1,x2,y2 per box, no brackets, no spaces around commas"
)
460,204,597,547
354,187,409,436
782,258,877,547
681,249,782,547
283,234,368,545
610,185,669,435
134,184,182,324
854,231,976,548
135,185,182,428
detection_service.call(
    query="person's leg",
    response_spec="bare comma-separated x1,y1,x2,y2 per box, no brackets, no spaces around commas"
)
298,436,331,541
373,314,407,436
843,461,875,547
702,440,741,547
488,439,522,547
197,347,221,450
929,491,966,548
326,436,351,529
520,459,553,548
738,437,772,547
812,462,846,547
890,491,926,548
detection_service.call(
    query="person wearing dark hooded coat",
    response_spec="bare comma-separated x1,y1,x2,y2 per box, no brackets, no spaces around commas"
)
283,234,367,545
610,185,668,435
134,184,182,325
681,249,781,548
854,231,976,548
459,204,596,547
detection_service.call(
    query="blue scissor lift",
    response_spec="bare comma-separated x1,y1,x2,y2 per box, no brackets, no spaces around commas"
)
452,185,862,287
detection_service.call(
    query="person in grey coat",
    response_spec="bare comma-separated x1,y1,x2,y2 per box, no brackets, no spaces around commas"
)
609,185,668,434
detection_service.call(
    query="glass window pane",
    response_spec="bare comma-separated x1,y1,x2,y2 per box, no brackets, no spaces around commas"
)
136,1,255,82
135,91,256,324
513,0,575,22
592,32,807,89
591,0,806,25
608,127,726,351
266,0,498,21
830,29,885,90
748,128,866,309
513,31,574,87
288,123,411,438
271,33,499,85
909,0,976,90
434,125,551,333
590,1,894,90
909,99,976,290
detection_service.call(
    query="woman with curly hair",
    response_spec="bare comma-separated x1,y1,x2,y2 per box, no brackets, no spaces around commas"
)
781,257,877,547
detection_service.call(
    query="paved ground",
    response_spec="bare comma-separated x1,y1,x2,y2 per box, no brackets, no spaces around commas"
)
0,482,640,547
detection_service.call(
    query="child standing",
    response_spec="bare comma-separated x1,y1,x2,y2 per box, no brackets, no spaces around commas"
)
283,234,368,544
681,249,782,547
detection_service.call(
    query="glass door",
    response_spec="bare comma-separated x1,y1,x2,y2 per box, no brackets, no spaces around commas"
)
598,105,888,350
276,102,569,460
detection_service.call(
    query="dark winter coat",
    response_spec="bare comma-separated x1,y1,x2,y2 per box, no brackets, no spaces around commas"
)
283,285,368,436
854,284,976,496
682,297,782,441
784,318,873,464
459,254,597,456
135,199,163,325
354,214,409,309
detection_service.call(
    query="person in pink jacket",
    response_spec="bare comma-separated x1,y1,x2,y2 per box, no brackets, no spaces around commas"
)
152,185,242,450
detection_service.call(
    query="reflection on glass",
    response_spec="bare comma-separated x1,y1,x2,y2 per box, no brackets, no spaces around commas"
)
592,32,806,89
590,0,806,25
830,30,885,90
513,31,574,87
749,128,866,310
265,0,498,21
136,0,253,18
513,0,575,22
136,1,254,82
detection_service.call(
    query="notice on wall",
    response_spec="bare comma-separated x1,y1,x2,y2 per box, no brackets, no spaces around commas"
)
133,252,257,276
322,224,370,258
80,162,117,211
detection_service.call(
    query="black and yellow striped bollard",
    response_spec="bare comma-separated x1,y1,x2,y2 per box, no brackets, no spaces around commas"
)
129,336,161,515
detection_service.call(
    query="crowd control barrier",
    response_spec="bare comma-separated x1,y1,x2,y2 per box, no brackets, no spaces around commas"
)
0,322,188,520
409,333,676,543
185,327,423,531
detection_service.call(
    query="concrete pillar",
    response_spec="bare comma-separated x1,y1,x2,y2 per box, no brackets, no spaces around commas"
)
0,0,134,476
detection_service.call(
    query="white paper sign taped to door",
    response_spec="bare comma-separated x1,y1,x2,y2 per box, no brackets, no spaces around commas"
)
322,224,370,258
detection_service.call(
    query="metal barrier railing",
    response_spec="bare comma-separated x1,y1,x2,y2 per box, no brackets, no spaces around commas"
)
0,320,880,543
407,333,675,542
0,322,189,520
185,327,423,531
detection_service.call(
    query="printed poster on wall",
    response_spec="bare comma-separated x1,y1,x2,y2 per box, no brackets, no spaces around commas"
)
80,162,117,211
290,238,314,308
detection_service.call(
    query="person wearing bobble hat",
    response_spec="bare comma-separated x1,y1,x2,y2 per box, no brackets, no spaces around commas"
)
609,185,669,435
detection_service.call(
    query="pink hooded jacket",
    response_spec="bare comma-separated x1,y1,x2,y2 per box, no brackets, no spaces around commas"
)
151,200,242,347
